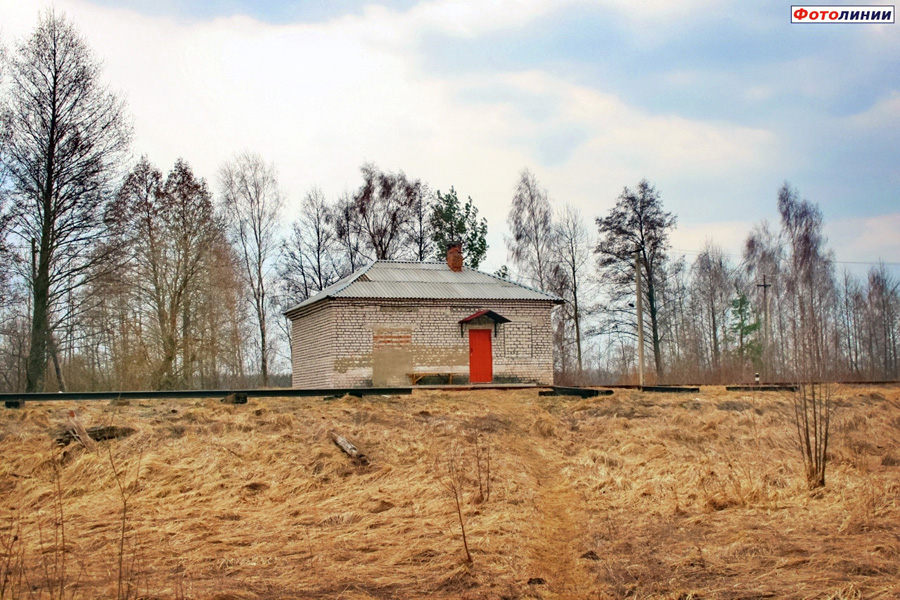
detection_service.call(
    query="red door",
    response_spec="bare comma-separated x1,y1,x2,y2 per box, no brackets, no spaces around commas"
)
469,329,493,383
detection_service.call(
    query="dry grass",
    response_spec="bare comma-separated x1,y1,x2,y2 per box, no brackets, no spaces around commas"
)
0,385,899,599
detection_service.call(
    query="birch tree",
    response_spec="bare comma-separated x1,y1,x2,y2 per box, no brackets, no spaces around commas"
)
552,205,592,377
506,168,554,290
279,187,344,303
218,152,283,386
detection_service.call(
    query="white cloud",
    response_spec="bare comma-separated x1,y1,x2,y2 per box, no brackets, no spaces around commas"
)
669,221,751,260
0,0,840,272
825,213,900,264
847,91,900,130
403,0,574,37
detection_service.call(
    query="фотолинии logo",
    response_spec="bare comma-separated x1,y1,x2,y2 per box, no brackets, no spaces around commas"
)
792,5,895,22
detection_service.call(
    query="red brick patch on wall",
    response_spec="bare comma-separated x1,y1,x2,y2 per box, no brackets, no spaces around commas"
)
373,332,412,348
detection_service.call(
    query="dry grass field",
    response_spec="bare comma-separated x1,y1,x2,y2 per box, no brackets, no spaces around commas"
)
1,385,899,599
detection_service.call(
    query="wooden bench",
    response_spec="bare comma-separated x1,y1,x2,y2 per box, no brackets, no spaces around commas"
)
408,372,456,385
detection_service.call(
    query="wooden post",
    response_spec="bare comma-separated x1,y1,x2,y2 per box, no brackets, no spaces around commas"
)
757,274,772,381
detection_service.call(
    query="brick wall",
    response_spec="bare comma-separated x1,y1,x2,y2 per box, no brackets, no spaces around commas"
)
290,302,336,388
290,297,557,387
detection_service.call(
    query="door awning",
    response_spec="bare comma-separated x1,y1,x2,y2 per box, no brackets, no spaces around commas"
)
458,310,511,337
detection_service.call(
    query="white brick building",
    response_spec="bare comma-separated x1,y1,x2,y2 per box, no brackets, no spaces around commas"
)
283,247,562,387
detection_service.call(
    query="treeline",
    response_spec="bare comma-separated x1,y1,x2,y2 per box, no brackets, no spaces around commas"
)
0,10,495,392
1,12,897,392
505,173,899,384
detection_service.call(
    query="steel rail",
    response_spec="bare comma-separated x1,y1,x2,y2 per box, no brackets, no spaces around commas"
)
2,387,412,408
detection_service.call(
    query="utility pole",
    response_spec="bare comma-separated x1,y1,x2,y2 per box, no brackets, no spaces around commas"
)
757,274,771,380
636,250,644,388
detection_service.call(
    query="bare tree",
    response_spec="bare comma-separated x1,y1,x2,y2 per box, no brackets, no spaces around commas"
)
218,152,283,386
352,163,423,260
690,243,732,377
0,41,9,282
279,187,344,303
190,238,248,388
837,270,863,377
744,221,787,378
506,168,554,290
331,192,366,273
109,158,221,389
596,179,675,378
551,205,592,378
0,51,17,388
0,42,9,281
776,183,836,488
862,263,899,379
778,183,836,380
2,10,131,391
0,190,11,310
406,183,434,262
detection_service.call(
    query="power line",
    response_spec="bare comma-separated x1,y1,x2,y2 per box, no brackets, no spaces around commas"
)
831,259,900,267
671,248,900,268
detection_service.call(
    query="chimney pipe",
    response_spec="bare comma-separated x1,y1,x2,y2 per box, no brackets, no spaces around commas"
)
446,242,463,272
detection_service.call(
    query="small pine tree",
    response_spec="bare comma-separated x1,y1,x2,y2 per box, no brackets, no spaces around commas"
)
730,293,762,368
430,187,488,268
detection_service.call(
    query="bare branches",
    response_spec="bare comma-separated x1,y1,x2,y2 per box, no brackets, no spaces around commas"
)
595,179,675,379
110,158,225,388
218,152,283,386
444,446,473,565
279,187,344,304
506,168,554,290
352,163,425,261
3,10,131,392
108,445,143,600
792,382,831,488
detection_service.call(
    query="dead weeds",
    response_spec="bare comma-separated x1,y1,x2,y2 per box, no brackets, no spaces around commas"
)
0,385,898,598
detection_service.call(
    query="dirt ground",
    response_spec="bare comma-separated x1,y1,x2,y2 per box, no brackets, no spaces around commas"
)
1,384,898,599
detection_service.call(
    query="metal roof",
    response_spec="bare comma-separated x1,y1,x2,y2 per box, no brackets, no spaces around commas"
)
283,260,562,316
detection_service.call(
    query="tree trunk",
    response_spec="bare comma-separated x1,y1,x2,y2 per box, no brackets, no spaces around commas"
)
710,297,719,372
25,110,57,393
573,288,583,379
26,234,52,392
182,294,192,388
49,334,67,393
259,317,269,387
645,269,664,378
25,277,50,392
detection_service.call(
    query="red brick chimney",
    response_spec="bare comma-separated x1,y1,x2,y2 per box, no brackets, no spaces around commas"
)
446,243,463,272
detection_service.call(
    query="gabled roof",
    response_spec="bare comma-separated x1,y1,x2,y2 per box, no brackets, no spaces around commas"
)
283,260,562,318
458,310,511,324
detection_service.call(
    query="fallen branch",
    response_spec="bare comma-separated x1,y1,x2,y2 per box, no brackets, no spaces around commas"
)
66,411,97,452
55,425,136,447
330,431,369,465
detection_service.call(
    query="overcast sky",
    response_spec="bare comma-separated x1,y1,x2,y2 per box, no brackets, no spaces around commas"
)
2,0,898,277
